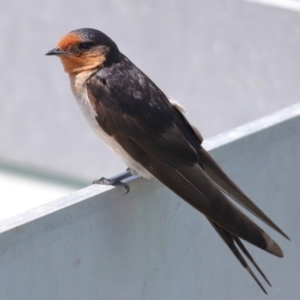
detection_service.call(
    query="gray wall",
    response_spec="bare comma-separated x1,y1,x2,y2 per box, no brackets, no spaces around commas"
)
0,0,299,181
0,104,298,299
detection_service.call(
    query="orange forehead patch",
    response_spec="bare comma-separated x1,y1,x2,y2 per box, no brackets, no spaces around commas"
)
56,33,81,50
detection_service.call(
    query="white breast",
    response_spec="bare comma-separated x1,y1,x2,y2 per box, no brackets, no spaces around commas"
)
70,74,153,179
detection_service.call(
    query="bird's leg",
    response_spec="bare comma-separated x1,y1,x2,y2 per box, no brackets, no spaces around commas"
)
93,168,134,194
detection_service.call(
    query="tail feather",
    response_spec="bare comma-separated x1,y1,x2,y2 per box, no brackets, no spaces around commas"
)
233,236,271,286
209,219,269,294
151,162,283,257
199,147,289,240
126,132,287,293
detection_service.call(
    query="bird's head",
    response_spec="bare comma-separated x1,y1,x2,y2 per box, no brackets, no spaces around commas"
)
46,28,120,75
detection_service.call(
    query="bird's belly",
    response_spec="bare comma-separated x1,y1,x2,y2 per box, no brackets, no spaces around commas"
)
74,89,153,179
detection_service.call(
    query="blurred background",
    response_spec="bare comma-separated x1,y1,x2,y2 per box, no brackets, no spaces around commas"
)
0,0,300,217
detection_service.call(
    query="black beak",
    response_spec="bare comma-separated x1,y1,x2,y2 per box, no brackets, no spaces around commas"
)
45,48,68,56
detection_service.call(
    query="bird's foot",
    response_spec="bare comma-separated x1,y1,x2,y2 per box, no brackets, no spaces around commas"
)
93,177,130,194
93,169,134,194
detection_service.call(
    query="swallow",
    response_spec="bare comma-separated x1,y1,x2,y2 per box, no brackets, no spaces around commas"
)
46,28,289,294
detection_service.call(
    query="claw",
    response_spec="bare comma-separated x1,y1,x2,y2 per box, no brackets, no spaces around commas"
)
93,169,133,194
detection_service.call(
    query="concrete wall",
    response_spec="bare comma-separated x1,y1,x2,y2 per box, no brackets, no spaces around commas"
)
0,0,300,181
0,104,299,299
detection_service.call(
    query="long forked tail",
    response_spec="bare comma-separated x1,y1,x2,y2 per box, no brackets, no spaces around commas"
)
199,147,290,240
150,161,284,292
209,219,272,294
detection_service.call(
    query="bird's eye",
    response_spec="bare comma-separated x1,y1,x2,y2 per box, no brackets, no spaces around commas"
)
78,42,94,51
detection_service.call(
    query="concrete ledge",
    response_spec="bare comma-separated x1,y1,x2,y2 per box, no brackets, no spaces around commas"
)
0,104,299,299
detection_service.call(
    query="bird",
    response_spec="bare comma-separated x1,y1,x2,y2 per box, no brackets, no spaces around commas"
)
46,28,289,294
